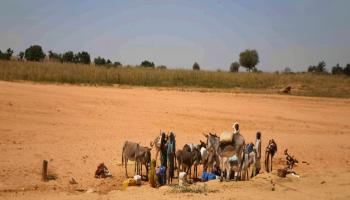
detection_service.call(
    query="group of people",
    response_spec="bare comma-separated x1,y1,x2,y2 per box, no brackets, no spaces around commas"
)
149,131,176,187
146,122,277,187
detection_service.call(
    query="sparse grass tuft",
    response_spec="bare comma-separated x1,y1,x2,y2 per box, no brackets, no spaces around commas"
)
169,183,218,194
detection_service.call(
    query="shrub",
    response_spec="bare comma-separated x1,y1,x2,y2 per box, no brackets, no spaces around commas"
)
331,63,343,75
18,51,24,61
344,64,350,76
94,56,106,65
157,65,167,70
141,60,155,68
308,61,327,73
229,62,240,72
193,62,200,70
48,50,63,62
74,51,90,64
62,51,74,63
0,48,14,60
113,61,122,67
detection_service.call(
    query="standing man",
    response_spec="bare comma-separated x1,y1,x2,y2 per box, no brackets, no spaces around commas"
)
255,132,262,174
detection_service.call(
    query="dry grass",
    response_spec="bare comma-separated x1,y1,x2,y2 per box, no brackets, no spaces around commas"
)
0,60,349,98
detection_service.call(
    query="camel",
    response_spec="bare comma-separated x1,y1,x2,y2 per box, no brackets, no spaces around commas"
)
265,139,277,173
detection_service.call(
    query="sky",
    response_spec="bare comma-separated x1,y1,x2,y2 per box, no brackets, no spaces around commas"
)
0,0,349,72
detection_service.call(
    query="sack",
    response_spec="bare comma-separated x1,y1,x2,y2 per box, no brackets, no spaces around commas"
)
220,131,233,144
123,178,137,187
179,172,187,186
201,172,216,181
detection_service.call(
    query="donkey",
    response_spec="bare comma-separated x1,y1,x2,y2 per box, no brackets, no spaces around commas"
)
176,148,201,181
218,132,246,181
265,139,277,173
240,143,257,181
122,141,140,177
219,145,240,181
136,146,151,179
206,146,220,173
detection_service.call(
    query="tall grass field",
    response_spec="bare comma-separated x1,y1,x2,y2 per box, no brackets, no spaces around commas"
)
1,60,349,98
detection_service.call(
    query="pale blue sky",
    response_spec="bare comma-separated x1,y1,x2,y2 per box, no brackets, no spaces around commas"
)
0,0,349,71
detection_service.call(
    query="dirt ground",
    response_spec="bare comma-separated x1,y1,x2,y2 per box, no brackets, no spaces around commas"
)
0,81,349,200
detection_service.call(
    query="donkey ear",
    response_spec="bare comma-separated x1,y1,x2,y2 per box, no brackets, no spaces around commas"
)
202,133,208,138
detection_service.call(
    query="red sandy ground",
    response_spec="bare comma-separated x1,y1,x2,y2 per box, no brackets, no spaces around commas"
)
0,81,349,200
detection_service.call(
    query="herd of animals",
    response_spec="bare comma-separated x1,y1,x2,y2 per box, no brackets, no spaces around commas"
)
121,123,280,185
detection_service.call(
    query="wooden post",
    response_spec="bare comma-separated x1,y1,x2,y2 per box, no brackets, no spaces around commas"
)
42,160,48,182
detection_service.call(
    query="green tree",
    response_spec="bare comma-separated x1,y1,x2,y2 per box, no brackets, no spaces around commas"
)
344,64,350,76
0,48,14,60
141,60,155,68
18,51,24,61
74,51,90,64
229,62,240,72
106,59,111,65
283,67,292,74
48,50,62,62
62,51,74,63
113,61,122,67
94,56,106,65
308,61,327,73
239,49,259,72
157,65,167,70
331,63,343,75
24,45,45,61
192,62,200,70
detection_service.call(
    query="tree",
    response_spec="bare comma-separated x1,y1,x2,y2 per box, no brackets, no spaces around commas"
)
229,62,240,72
192,62,200,70
157,65,167,70
62,51,74,63
94,56,106,65
308,61,327,73
283,67,292,74
344,64,350,76
331,63,343,75
5,48,13,60
48,50,62,62
239,49,259,72
316,61,326,73
106,59,111,65
113,61,122,67
74,51,90,64
24,45,45,61
0,48,14,60
141,60,155,68
18,51,24,61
